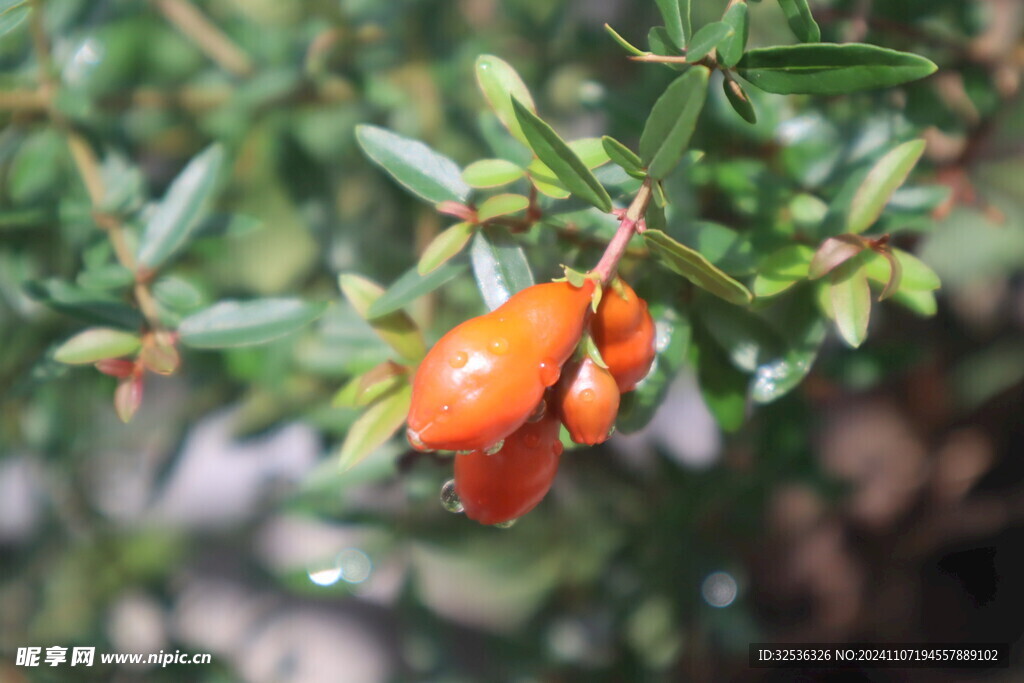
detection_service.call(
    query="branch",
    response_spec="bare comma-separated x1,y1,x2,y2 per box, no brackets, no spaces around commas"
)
153,0,254,77
590,179,652,285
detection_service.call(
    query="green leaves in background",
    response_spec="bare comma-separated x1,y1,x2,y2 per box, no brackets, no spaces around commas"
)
462,159,525,188
470,226,534,310
777,0,821,43
825,257,872,348
25,279,143,329
0,0,29,37
848,140,927,234
685,22,734,63
654,0,690,49
808,234,866,280
355,125,470,204
718,1,749,68
419,222,474,275
368,262,467,318
54,328,141,364
639,68,710,180
478,194,530,222
512,98,612,212
137,144,225,271
617,310,691,433
476,55,536,147
338,384,411,471
604,23,646,56
339,274,426,361
753,244,814,298
178,298,327,348
690,324,747,432
644,229,753,306
737,44,937,95
723,77,757,124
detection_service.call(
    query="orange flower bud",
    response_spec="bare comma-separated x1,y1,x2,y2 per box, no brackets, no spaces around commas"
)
556,357,620,445
592,280,656,392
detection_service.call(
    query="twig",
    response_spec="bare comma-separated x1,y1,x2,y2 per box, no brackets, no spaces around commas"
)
153,0,254,78
591,180,652,284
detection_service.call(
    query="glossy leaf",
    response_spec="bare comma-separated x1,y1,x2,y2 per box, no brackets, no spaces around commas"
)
752,244,814,298
691,324,747,432
828,259,871,348
751,293,826,403
737,44,938,95
778,0,821,43
462,159,525,188
512,98,612,212
685,22,733,62
893,248,941,290
644,229,753,305
476,55,536,146
602,136,644,174
137,144,225,270
370,262,467,318
179,298,328,349
847,140,927,234
339,274,427,361
808,234,867,279
54,328,141,365
722,77,757,124
477,194,530,222
356,125,469,204
718,1,749,67
338,384,412,471
418,222,474,275
639,68,710,180
470,226,534,310
698,296,783,372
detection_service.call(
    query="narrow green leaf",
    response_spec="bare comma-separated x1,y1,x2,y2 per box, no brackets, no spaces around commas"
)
418,222,474,275
639,68,710,180
891,288,937,316
737,44,938,95
691,324,747,432
461,159,525,188
526,159,570,199
777,0,821,42
54,328,141,365
179,298,327,349
648,26,682,59
644,229,753,305
645,202,667,233
470,226,534,310
752,244,814,298
334,361,409,408
0,1,29,37
654,0,686,48
603,23,646,56
697,296,783,372
356,125,469,204
718,0,749,67
722,77,757,124
339,274,427,361
338,384,412,471
828,260,871,348
512,98,612,212
808,234,867,279
24,279,143,329
847,139,927,234
476,55,536,146
368,262,467,318
892,248,940,290
751,292,826,403
137,144,225,271
685,22,733,62
569,138,611,169
602,136,644,174
477,194,530,222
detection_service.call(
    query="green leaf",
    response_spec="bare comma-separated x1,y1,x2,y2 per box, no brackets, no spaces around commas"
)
718,1,749,67
526,158,570,199
478,193,530,222
752,244,814,298
569,138,611,169
137,144,225,271
685,22,733,62
737,44,938,95
338,384,412,471
54,328,141,365
892,248,940,290
644,229,753,305
648,27,684,68
691,324,747,432
418,222,474,275
476,55,536,147
470,226,534,310
777,0,820,43
603,23,646,56
333,361,409,408
0,0,29,37
639,67,710,180
751,293,826,403
179,298,328,349
808,234,867,279
828,259,871,348
602,136,644,174
512,98,612,212
891,288,937,316
356,125,469,204
152,274,206,314
654,0,687,48
697,296,783,372
722,76,757,124
847,139,927,234
369,262,468,318
339,274,427,360
462,159,525,188
24,279,143,329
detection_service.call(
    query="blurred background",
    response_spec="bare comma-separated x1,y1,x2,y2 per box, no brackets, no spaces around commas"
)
2,0,1024,681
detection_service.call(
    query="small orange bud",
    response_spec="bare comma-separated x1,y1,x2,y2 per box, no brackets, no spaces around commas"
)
556,357,620,445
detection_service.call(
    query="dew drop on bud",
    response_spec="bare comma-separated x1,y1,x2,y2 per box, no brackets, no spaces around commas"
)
489,338,509,355
526,399,546,423
494,518,517,529
579,388,596,403
483,439,504,455
539,359,560,386
553,441,564,456
440,479,464,513
437,404,451,422
407,428,428,452
448,351,468,368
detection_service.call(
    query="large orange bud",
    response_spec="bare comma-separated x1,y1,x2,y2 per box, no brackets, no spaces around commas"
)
454,407,563,525
556,357,620,445
407,280,594,452
592,280,656,392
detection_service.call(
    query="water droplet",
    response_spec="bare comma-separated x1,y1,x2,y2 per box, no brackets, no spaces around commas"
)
539,359,561,386
523,432,541,448
552,441,564,456
440,479,464,513
527,399,547,423
484,440,504,455
489,337,509,355
407,428,428,452
655,321,672,353
606,425,617,438
448,351,468,368
436,404,452,422
494,518,517,529
579,388,596,403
